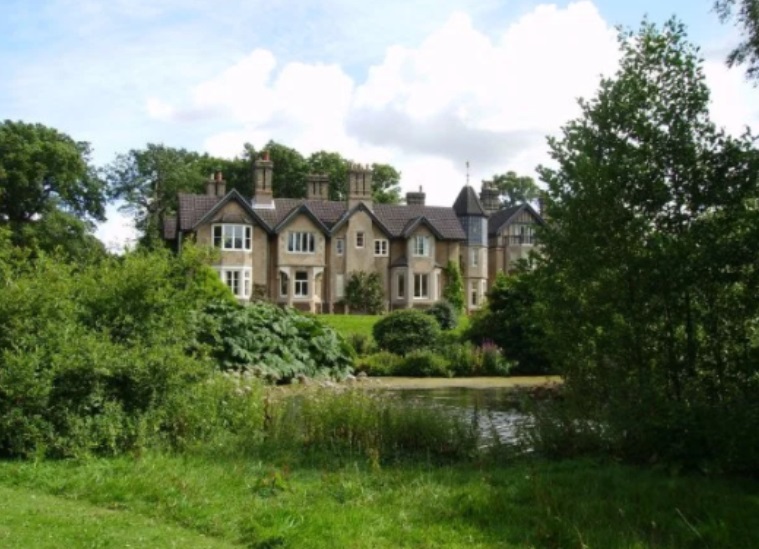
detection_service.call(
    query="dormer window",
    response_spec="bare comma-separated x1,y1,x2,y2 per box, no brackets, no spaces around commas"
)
213,224,252,251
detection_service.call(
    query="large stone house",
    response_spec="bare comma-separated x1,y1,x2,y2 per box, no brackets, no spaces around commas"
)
163,152,544,313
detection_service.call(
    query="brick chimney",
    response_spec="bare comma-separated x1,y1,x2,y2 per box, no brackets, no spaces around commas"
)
306,173,330,200
479,180,500,213
347,163,373,209
214,170,226,196
406,185,426,206
253,151,274,209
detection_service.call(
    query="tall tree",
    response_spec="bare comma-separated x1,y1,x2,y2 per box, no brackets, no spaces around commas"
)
0,120,106,248
265,141,308,199
371,163,402,204
537,19,759,467
490,171,540,207
307,150,349,200
715,0,759,81
107,144,208,248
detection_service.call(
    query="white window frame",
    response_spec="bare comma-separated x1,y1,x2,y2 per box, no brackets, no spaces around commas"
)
336,238,345,256
213,224,252,251
413,235,430,257
413,273,429,299
335,274,345,298
294,271,309,297
356,231,365,248
218,267,252,299
288,231,315,253
471,280,478,306
471,248,479,267
374,239,388,256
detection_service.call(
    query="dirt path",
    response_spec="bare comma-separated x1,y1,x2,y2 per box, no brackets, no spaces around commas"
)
364,376,561,390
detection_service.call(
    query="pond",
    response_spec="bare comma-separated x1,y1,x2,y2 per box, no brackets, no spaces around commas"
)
369,378,556,447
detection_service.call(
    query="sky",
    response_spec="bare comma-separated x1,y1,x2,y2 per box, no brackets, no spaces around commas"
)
1,0,756,250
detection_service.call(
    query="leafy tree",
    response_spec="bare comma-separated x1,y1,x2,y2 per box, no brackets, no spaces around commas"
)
266,141,308,199
107,144,208,248
466,272,551,375
715,0,759,81
344,271,385,314
371,163,402,204
307,150,349,200
426,300,459,331
0,120,106,248
442,261,465,313
491,171,540,207
536,19,759,470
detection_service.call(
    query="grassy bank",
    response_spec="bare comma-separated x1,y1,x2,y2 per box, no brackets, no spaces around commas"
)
1,455,757,548
319,314,379,339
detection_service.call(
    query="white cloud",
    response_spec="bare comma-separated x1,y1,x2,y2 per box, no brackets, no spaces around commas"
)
95,204,138,253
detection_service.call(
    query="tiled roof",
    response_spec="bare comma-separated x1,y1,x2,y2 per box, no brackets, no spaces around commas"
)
452,186,487,217
163,216,177,240
176,193,466,240
178,193,221,230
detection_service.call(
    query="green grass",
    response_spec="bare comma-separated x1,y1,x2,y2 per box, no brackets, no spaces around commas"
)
1,455,758,548
319,314,380,339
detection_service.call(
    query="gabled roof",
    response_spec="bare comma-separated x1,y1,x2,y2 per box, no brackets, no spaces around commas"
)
273,203,331,234
330,202,392,238
401,216,445,240
163,216,177,240
177,193,222,231
487,203,545,236
190,189,273,233
453,185,487,217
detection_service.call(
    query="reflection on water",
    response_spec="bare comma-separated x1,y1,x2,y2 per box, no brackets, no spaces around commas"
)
379,386,530,447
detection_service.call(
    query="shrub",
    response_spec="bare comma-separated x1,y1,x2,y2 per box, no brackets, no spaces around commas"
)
426,300,459,331
344,271,385,314
354,351,403,376
373,309,441,356
396,350,452,377
442,261,465,313
439,340,479,377
199,300,355,382
347,333,375,357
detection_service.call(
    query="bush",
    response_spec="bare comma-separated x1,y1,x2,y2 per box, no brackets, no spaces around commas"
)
354,351,403,376
396,350,452,377
347,333,375,357
344,271,385,314
199,300,355,383
439,340,479,377
373,309,441,356
426,300,459,331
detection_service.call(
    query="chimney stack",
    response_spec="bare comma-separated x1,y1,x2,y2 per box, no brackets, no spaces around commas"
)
206,174,216,196
347,163,373,209
214,170,226,196
253,151,274,209
306,173,330,200
479,180,500,213
406,185,426,206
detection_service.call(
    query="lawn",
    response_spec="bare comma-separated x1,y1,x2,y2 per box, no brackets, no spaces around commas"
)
1,455,758,548
319,312,470,341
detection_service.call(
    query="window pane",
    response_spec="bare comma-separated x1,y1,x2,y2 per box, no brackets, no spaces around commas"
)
398,273,405,298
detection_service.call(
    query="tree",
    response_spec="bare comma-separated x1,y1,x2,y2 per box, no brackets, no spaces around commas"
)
343,271,385,314
715,0,759,82
442,261,465,313
107,144,209,248
307,150,349,200
537,19,759,470
491,171,540,207
265,141,308,199
0,120,106,247
371,163,402,204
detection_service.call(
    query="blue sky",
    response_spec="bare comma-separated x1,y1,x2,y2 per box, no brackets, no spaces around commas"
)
1,0,754,249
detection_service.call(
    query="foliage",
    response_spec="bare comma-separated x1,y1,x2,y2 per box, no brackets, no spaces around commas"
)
373,309,441,356
535,19,759,472
442,261,465,313
346,332,375,357
491,170,541,207
0,120,106,253
715,0,759,82
307,150,349,200
371,163,403,204
266,140,309,199
396,350,452,377
199,300,354,382
354,351,404,376
425,300,459,330
467,272,552,375
343,270,385,314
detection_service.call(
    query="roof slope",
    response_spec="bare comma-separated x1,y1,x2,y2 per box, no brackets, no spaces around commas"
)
452,186,487,217
487,203,544,236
